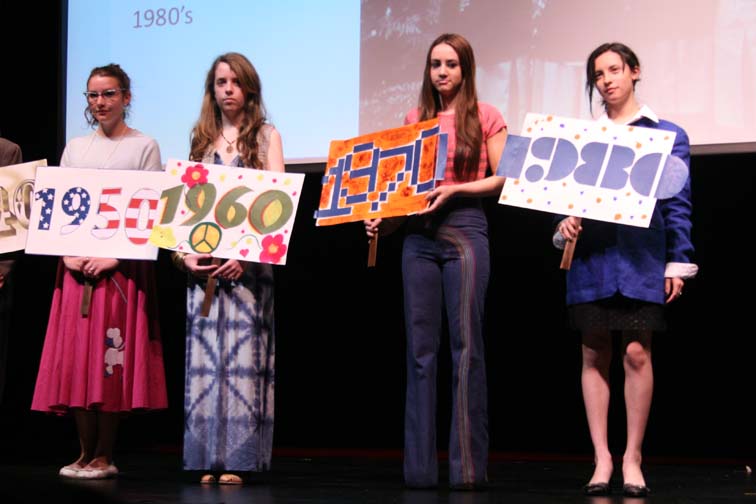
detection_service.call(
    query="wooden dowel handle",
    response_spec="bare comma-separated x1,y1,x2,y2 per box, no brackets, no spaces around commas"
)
367,235,378,268
559,217,582,270
200,258,223,317
80,281,93,317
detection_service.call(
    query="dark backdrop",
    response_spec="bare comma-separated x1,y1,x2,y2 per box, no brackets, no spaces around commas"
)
0,2,753,464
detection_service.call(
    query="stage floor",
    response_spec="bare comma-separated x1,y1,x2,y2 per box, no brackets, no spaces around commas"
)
0,452,752,503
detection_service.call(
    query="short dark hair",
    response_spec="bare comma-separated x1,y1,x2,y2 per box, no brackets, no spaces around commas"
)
586,42,641,114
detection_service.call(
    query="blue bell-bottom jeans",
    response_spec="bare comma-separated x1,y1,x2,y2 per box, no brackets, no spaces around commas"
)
401,201,490,487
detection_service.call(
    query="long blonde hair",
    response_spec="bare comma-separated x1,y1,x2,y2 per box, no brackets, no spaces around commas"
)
417,34,482,182
189,53,267,168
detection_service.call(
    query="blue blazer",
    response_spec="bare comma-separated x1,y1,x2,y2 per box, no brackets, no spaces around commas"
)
562,117,696,305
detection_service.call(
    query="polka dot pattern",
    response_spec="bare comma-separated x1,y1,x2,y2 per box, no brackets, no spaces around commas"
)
498,113,678,228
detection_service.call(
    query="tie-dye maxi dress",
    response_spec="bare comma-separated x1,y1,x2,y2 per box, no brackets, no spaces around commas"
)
182,130,275,472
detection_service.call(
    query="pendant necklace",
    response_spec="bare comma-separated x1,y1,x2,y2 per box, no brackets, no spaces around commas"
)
220,130,237,154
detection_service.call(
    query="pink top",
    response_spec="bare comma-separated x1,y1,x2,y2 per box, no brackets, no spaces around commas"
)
405,102,506,185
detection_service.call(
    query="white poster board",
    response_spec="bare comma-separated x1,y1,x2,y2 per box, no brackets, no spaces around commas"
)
26,167,164,259
148,159,304,265
0,159,46,254
497,113,688,227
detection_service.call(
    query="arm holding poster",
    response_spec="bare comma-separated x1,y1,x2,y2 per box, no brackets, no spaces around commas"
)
356,97,507,266
362,129,505,264
420,124,507,214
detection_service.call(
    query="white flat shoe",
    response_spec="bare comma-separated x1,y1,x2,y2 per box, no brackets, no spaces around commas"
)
58,464,84,478
77,464,119,479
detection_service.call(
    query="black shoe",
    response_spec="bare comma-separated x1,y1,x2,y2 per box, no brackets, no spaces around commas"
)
449,482,487,491
623,483,650,497
405,482,437,490
583,482,610,496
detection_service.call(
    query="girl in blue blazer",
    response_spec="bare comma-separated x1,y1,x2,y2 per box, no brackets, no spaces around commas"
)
555,42,697,498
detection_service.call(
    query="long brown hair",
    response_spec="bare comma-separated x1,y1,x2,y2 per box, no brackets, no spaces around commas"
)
190,52,267,168
418,33,482,181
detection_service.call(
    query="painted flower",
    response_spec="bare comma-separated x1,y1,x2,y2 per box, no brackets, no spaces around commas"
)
181,164,209,188
259,234,287,264
148,225,177,248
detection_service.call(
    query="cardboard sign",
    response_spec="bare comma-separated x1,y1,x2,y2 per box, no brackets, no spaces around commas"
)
0,159,46,254
497,113,688,227
315,118,445,226
148,159,304,265
26,166,164,259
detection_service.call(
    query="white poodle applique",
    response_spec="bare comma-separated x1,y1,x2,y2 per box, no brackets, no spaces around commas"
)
104,328,124,377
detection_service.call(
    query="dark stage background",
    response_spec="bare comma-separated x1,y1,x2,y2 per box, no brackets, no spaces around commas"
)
0,2,753,465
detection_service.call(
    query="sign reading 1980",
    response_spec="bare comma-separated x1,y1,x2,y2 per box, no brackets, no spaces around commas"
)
133,6,193,29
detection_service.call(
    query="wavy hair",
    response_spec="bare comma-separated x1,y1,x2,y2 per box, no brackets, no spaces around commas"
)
189,52,267,168
417,33,482,182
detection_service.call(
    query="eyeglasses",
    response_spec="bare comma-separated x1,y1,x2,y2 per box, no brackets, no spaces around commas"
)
83,88,126,101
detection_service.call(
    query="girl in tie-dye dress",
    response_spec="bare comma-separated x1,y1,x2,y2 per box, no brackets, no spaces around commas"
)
174,52,283,485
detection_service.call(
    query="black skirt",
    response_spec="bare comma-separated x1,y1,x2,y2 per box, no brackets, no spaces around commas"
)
569,294,665,332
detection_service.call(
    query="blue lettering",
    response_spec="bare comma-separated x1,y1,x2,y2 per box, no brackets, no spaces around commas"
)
654,155,689,199
544,139,578,181
600,145,635,190
524,137,556,182
574,142,608,186
630,153,663,196
496,134,531,178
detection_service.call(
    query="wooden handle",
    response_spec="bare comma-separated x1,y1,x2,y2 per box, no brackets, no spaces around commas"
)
560,239,577,270
200,258,223,317
559,217,582,270
367,235,378,268
80,281,93,317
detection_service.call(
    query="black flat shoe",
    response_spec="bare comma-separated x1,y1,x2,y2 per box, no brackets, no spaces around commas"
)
404,482,437,490
623,483,650,497
583,482,610,496
449,482,488,491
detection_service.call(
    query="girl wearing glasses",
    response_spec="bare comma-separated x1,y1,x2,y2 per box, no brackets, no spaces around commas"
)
174,53,283,485
554,42,697,497
31,64,167,479
365,33,506,489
